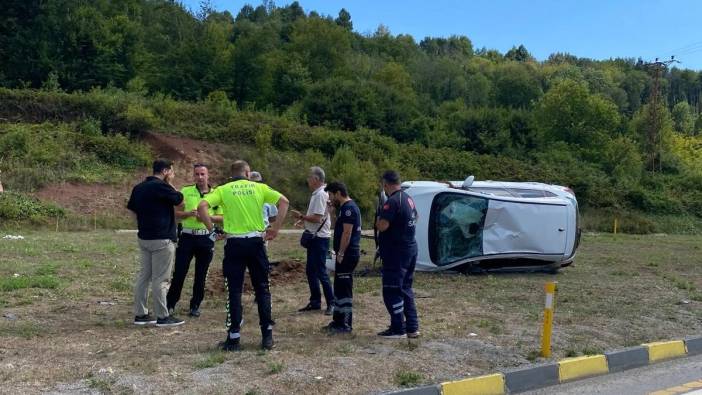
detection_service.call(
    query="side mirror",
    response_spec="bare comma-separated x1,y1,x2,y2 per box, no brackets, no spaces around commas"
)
462,175,475,189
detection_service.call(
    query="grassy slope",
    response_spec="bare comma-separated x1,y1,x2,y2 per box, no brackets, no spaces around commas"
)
0,232,700,393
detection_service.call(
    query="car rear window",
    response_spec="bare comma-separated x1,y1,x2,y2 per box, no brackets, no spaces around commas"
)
429,193,488,266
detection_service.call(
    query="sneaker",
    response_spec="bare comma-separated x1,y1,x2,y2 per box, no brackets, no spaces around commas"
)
261,327,274,350
298,303,321,312
221,337,241,352
324,305,334,316
189,307,201,317
407,330,421,339
133,314,156,325
377,327,407,339
156,315,185,328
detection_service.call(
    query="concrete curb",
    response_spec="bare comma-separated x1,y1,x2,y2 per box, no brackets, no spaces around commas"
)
385,335,702,394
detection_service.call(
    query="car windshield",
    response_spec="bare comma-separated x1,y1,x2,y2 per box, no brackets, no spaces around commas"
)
430,193,488,266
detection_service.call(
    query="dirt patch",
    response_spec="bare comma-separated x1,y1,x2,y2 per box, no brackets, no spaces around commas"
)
206,259,307,296
34,181,137,217
141,131,231,185
32,131,235,216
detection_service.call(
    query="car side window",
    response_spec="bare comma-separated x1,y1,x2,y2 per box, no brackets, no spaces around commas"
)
430,193,488,266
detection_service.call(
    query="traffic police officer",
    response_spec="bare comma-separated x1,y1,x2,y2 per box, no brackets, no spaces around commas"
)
324,181,362,333
197,160,289,351
167,163,223,317
375,170,420,339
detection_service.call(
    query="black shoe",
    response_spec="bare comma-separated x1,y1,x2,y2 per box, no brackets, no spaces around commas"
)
377,327,406,339
261,328,274,350
329,325,352,335
298,303,321,312
156,315,185,328
133,314,156,325
324,305,334,316
407,330,421,339
221,336,241,352
189,307,201,317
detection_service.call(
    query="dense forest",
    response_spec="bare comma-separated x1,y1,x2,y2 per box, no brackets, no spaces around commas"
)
2,0,702,231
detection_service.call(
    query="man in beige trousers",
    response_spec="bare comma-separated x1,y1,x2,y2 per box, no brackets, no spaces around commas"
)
127,159,186,327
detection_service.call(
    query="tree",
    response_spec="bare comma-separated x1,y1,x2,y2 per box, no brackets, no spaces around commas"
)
335,8,352,30
535,79,621,151
493,63,542,108
505,45,533,62
672,101,695,135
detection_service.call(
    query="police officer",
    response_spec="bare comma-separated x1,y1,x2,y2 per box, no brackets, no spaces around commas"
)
166,163,223,317
324,181,361,334
197,160,289,351
375,170,420,339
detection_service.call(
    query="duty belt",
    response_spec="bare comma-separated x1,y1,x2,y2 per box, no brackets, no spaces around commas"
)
226,231,264,239
181,228,210,236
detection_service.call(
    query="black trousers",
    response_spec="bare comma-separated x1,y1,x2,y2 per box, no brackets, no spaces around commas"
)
223,237,272,336
332,252,359,329
166,233,214,310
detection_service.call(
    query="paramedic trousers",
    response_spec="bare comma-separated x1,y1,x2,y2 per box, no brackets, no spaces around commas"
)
332,251,360,329
380,246,419,334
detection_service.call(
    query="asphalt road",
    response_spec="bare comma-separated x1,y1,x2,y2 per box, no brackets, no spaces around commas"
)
522,354,702,395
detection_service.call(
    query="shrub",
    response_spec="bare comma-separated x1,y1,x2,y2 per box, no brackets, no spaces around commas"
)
0,192,65,221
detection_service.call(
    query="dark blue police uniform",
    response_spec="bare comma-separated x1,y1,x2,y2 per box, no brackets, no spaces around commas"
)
378,190,419,335
332,200,362,330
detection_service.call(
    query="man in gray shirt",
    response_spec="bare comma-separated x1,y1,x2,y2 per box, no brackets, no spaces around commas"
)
292,166,335,315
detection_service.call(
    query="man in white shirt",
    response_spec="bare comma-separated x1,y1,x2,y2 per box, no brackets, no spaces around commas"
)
292,166,335,315
250,171,278,228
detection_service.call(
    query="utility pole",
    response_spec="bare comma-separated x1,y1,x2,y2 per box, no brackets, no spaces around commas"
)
643,56,679,172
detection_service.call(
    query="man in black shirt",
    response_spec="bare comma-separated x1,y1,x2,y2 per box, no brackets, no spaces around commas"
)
127,159,185,328
375,170,420,339
324,182,362,334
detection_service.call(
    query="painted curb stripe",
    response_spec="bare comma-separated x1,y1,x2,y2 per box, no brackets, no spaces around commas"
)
558,355,609,382
384,384,440,395
504,363,559,393
605,346,649,372
685,337,702,355
644,340,687,363
441,373,505,395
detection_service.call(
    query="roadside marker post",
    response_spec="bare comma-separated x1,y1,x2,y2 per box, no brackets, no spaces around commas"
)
541,281,558,358
613,217,619,234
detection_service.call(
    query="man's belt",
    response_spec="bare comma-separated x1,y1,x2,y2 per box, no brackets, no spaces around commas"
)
181,228,210,236
226,231,264,239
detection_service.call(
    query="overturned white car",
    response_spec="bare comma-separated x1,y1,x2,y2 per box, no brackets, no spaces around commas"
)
402,178,581,272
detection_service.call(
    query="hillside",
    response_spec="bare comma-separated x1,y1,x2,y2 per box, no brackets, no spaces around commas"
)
1,88,702,234
2,1,702,232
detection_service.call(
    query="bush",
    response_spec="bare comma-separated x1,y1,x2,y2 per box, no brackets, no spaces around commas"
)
0,192,64,221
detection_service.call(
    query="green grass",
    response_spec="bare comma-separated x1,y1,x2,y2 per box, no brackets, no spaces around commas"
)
394,370,423,387
0,275,59,291
194,351,227,369
0,321,42,339
267,361,284,375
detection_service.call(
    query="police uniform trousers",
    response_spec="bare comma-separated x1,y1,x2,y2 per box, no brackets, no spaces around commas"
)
380,245,419,334
167,233,214,311
223,236,273,337
332,251,360,329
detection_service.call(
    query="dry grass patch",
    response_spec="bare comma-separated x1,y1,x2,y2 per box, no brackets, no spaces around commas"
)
0,231,700,394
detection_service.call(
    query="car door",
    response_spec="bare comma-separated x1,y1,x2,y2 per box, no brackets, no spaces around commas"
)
482,199,568,257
